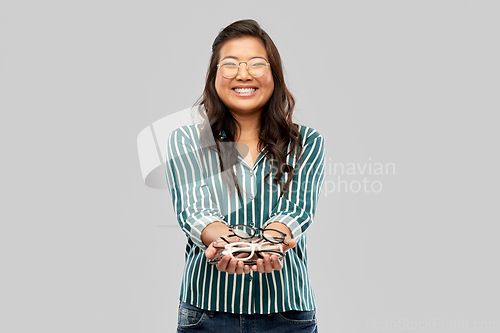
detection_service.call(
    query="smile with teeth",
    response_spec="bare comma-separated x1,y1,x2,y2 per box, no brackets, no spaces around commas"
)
233,87,256,94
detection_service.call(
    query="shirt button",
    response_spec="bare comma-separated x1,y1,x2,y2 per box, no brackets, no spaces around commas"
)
250,171,254,176
247,275,253,281
249,195,254,200
249,221,255,227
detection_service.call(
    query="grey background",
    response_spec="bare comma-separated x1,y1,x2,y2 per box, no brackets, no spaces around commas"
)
1,0,499,332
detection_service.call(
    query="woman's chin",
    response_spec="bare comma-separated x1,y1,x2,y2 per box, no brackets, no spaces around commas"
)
228,106,264,115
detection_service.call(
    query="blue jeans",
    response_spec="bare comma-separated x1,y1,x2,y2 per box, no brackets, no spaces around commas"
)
177,301,318,333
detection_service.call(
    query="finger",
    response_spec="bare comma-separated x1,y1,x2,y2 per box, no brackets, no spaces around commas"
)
256,258,265,274
226,258,238,274
270,255,283,270
243,265,250,274
205,244,216,259
263,255,273,273
235,261,244,275
216,254,231,272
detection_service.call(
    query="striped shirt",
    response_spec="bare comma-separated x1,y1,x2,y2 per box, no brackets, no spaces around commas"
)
165,123,325,314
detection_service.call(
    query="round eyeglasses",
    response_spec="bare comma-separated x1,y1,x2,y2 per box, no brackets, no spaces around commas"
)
227,224,289,246
217,58,270,79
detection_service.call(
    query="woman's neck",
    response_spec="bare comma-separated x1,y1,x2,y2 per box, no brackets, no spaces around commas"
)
231,111,261,141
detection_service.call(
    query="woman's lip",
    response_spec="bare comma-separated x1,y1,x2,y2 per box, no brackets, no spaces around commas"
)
231,88,258,97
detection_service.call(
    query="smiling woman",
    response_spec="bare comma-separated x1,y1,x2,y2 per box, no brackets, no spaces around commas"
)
165,19,325,333
215,37,274,117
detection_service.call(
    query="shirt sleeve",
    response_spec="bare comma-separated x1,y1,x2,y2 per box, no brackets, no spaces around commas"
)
264,132,325,240
165,127,226,250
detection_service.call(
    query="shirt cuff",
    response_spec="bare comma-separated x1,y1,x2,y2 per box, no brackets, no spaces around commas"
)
188,214,226,250
264,214,303,240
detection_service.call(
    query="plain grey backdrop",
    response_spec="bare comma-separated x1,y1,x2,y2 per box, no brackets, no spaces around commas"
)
1,0,499,332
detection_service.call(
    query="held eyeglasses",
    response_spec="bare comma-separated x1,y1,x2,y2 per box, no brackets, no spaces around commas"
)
207,224,288,265
208,241,284,265
227,224,289,246
217,57,270,79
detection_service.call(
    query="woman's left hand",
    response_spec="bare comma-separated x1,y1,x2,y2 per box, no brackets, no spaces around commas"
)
249,238,296,273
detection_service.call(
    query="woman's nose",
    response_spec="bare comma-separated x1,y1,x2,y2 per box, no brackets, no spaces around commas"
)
235,63,252,80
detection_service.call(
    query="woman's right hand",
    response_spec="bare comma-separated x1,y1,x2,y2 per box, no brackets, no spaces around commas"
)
202,222,251,275
205,238,252,275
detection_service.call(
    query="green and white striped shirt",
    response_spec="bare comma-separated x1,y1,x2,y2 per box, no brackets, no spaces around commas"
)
165,123,325,314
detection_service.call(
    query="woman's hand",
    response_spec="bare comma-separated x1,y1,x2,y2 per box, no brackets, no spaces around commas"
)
205,238,253,274
248,222,296,273
203,222,251,274
249,238,296,273
204,222,296,274
205,238,297,274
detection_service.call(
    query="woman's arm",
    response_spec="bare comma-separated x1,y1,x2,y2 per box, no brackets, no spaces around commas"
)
200,221,231,245
165,127,227,250
264,130,325,240
249,130,325,274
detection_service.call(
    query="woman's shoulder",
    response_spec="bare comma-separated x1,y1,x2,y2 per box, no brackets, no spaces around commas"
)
296,124,323,145
168,124,201,142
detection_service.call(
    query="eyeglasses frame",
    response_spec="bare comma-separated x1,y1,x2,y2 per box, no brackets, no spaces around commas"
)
223,241,284,261
208,239,285,265
227,224,289,246
217,57,271,79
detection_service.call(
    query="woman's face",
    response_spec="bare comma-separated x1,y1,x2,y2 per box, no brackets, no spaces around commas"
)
215,37,274,117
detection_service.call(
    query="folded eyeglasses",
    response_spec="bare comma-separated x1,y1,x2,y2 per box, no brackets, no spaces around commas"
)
207,224,288,265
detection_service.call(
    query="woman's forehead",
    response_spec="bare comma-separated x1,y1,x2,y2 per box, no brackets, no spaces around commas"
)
218,37,268,61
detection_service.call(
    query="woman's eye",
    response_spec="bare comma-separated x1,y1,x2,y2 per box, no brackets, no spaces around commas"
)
250,59,266,66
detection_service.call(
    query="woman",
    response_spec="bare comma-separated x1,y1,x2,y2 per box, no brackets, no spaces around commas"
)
165,19,325,332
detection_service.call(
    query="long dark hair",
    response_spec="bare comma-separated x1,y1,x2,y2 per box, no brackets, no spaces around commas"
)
198,19,302,196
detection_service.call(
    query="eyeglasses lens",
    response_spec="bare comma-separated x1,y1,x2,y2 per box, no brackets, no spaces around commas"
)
262,229,285,243
231,225,255,239
228,243,254,260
